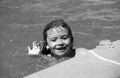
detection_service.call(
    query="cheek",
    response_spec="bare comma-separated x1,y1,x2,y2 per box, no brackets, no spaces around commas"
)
47,41,56,48
64,39,71,45
47,38,54,48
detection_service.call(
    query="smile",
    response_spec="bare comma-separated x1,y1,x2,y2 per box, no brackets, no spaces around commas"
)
56,47,67,52
56,46,66,50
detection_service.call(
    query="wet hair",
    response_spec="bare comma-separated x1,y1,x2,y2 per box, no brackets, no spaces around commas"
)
41,18,74,55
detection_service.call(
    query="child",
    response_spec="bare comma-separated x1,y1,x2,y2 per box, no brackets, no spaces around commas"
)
26,19,120,78
28,18,75,61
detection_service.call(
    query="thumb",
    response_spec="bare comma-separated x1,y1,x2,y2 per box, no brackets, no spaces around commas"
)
28,46,31,52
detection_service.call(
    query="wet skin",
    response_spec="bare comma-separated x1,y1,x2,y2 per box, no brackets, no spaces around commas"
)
46,26,72,57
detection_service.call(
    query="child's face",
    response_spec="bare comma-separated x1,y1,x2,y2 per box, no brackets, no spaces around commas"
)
46,26,72,56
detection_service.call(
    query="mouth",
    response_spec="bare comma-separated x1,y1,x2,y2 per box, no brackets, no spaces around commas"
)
56,47,67,51
52,47,69,56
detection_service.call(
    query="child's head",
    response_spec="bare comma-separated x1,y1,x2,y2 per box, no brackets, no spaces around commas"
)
42,18,74,57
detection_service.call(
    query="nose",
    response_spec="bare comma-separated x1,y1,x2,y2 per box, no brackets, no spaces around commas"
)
57,39,64,46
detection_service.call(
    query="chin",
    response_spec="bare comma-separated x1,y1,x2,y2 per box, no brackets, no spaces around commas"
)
55,52,66,56
52,49,70,56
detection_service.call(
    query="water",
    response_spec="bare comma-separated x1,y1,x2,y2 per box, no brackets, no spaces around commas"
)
0,0,120,78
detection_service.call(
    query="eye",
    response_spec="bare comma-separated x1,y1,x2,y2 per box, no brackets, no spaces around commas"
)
62,35,69,39
50,38,57,42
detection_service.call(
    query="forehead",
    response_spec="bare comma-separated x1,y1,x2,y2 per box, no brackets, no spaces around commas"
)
47,27,68,38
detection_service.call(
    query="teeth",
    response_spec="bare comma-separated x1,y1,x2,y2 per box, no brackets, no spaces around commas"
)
57,47,66,50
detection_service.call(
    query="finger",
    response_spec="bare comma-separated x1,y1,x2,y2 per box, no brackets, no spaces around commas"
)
36,42,40,47
39,40,43,47
37,44,41,50
33,41,37,47
28,46,31,52
33,41,37,48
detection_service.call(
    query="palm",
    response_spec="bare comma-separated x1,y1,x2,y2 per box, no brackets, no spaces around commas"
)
28,41,41,55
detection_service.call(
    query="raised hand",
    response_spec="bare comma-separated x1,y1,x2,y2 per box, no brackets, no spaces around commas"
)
27,41,41,55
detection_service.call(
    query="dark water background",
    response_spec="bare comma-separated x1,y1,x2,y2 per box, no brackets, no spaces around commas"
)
0,0,120,78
